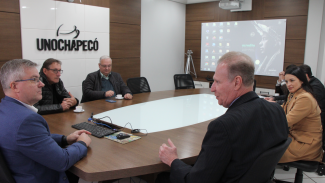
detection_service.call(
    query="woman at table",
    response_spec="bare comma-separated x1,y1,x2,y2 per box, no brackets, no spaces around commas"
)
278,66,323,163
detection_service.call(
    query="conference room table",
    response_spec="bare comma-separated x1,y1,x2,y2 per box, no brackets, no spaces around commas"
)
43,88,225,183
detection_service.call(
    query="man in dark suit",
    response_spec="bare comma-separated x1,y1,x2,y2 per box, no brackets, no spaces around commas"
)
81,55,132,103
0,59,91,183
156,51,288,183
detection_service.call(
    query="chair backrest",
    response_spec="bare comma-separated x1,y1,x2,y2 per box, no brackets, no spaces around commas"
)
239,137,292,183
126,77,151,94
81,80,87,103
253,79,256,92
323,124,325,162
0,150,16,183
174,74,195,90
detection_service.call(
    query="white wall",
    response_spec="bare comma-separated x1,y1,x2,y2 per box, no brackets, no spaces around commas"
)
305,0,325,81
316,0,325,84
170,0,219,4
186,0,218,4
141,0,186,92
170,0,188,4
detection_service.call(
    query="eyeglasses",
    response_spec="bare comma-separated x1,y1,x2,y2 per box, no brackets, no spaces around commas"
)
100,64,111,68
15,77,41,84
47,69,63,74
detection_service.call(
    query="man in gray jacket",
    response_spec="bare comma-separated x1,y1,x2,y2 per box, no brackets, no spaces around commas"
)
81,55,132,103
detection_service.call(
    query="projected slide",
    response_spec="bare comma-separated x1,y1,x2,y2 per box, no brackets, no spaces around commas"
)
200,19,286,77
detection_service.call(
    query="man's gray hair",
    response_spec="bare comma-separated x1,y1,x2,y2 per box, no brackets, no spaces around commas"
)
217,51,255,87
99,55,112,63
0,59,37,90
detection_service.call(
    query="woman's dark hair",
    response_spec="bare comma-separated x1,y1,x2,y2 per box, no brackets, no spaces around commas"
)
286,64,296,71
299,64,313,78
284,66,314,102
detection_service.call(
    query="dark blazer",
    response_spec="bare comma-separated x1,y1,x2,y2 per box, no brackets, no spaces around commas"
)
34,71,79,115
0,96,87,183
81,70,132,103
309,77,325,123
307,76,325,150
170,91,288,183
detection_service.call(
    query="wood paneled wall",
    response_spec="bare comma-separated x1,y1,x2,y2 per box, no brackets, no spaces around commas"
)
185,0,309,89
0,0,21,99
0,0,141,99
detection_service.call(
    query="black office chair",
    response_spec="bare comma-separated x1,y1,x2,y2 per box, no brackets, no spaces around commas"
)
253,79,256,92
174,74,195,90
0,150,16,183
282,127,325,178
316,123,325,176
317,161,325,176
240,138,292,183
278,161,319,183
126,77,151,94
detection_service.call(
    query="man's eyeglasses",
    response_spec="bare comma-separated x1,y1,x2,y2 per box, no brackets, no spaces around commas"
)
15,77,41,84
100,64,111,68
47,69,63,74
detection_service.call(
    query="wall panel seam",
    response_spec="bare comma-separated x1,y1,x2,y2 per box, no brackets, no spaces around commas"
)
110,22,141,26
110,57,140,59
186,20,213,22
0,11,19,14
264,15,308,18
285,39,306,40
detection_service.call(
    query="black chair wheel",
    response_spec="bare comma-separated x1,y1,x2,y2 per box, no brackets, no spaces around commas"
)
283,165,290,171
316,164,325,176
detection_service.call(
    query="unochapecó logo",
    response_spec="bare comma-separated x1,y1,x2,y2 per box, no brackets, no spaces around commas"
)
36,24,98,51
56,24,80,39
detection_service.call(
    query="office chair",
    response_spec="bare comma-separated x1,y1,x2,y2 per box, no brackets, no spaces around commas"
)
316,123,325,175
126,77,151,94
174,74,195,89
239,137,292,183
253,79,256,92
278,160,319,183
317,160,325,176
282,128,325,178
0,150,16,183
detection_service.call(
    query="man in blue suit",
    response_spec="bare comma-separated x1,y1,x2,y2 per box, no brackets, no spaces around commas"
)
0,59,92,183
